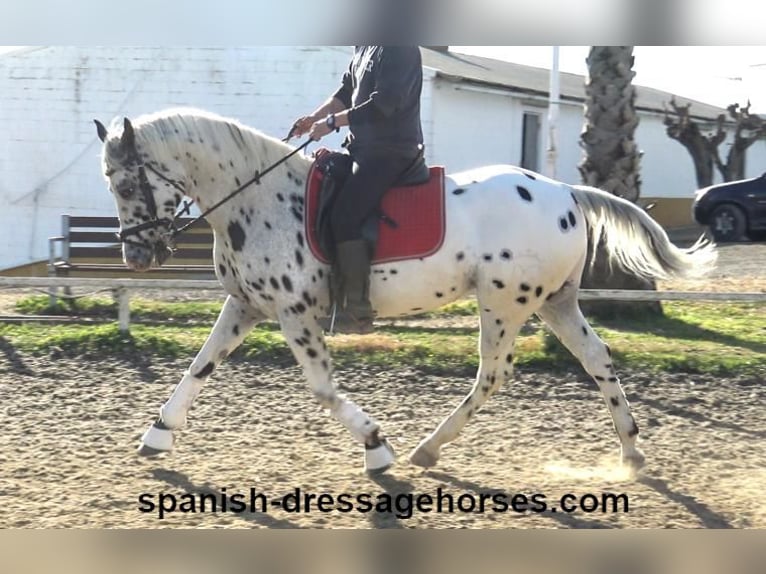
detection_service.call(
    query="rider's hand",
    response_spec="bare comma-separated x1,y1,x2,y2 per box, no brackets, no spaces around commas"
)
308,118,333,141
289,115,317,138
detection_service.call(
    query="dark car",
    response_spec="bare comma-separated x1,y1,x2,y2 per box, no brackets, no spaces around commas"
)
693,172,766,242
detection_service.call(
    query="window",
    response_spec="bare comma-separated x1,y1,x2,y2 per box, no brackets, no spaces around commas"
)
521,112,541,172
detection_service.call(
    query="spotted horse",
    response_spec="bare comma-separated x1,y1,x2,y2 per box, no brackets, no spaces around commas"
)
95,108,716,474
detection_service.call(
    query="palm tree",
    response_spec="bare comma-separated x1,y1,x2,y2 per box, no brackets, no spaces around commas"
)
579,46,662,318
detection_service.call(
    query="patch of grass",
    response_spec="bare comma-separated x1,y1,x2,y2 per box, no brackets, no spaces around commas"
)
15,294,224,323
5,297,765,376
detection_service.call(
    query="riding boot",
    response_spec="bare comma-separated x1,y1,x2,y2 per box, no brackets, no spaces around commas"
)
328,239,374,334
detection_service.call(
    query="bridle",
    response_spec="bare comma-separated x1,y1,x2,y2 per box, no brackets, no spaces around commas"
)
115,131,312,262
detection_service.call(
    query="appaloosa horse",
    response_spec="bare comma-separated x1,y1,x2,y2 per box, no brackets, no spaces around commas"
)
95,108,716,474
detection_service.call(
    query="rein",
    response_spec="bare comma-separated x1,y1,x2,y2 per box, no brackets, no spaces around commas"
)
116,136,312,256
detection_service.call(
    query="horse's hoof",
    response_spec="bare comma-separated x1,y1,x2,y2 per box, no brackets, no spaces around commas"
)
622,449,646,473
365,439,396,475
409,445,439,468
138,422,174,456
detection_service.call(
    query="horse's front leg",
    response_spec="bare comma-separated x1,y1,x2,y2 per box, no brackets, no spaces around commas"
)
138,295,264,455
278,313,395,473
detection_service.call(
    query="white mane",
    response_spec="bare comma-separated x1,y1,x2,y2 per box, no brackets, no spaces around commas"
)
110,107,305,174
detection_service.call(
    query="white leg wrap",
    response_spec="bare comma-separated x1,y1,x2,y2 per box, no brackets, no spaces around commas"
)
365,439,396,473
160,371,203,429
332,400,378,444
140,423,174,452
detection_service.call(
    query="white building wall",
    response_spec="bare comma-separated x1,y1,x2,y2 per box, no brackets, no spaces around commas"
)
428,81,520,172
0,46,352,270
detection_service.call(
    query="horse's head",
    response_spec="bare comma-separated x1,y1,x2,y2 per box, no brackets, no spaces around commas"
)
95,117,185,271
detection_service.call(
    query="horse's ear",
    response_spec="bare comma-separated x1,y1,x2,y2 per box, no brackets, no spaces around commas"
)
94,119,108,143
121,117,135,149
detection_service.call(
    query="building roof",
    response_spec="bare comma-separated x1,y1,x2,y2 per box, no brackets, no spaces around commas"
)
421,48,728,122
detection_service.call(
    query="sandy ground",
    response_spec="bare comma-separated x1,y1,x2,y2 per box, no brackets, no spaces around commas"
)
0,242,764,529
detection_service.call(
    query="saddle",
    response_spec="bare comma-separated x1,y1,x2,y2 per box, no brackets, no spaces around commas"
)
305,148,446,265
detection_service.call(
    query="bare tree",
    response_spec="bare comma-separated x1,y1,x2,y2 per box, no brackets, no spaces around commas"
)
664,99,765,187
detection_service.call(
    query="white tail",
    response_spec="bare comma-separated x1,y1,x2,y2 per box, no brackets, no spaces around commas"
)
570,185,717,281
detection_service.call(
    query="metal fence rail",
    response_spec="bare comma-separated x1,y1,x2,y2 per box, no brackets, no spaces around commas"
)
1,276,764,332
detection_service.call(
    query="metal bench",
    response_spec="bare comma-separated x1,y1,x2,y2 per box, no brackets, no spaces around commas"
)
49,215,217,280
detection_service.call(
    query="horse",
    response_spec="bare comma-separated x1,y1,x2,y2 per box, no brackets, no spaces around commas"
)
94,107,716,474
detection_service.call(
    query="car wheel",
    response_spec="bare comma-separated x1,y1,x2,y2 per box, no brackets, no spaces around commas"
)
710,204,747,242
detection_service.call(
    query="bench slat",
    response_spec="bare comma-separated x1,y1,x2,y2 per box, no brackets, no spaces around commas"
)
67,231,213,245
68,216,210,230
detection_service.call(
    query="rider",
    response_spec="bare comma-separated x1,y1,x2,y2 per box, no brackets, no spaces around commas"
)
291,46,426,334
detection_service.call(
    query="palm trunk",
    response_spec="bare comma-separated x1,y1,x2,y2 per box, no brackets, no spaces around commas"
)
578,46,662,318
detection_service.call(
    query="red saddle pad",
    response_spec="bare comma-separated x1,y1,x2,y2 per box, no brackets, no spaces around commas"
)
305,155,446,265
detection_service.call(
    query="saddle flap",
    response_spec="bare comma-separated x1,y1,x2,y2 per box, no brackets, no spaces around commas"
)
306,154,446,265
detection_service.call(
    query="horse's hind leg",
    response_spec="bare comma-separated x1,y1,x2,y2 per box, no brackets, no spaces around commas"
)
138,295,264,455
410,308,525,468
536,282,645,471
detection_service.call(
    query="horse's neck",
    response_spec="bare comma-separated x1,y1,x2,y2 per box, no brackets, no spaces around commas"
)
148,118,311,232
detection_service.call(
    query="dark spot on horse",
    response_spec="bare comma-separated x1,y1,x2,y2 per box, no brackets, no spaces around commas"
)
523,172,536,180
232,325,240,336
582,326,588,335
456,252,464,261
321,359,329,371
195,362,215,378
290,206,303,222
270,277,279,290
317,269,324,278
306,348,318,359
411,307,422,311
520,283,530,292
516,186,532,201
227,221,246,251
610,397,619,407
500,249,511,260
481,385,490,394
608,377,618,383
435,292,443,298
264,221,272,230
294,302,306,314
302,291,313,306
452,188,466,195
506,353,513,363
296,231,304,247
295,249,304,267
281,275,293,292
499,329,505,338
559,217,569,231
483,254,492,261
605,344,612,357
495,319,502,325
492,280,505,289
294,337,305,347
516,296,527,304
568,211,576,227
277,193,284,202
218,264,227,277
535,286,543,297
264,257,271,264
390,269,398,275
628,422,639,437
595,375,605,382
